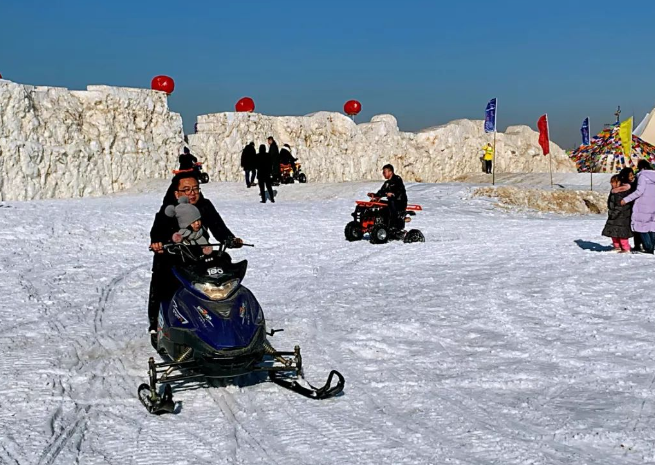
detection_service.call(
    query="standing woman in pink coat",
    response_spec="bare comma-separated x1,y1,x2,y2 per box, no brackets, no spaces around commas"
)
622,160,655,254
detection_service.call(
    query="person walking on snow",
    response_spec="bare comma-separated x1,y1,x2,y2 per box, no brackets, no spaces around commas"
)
621,160,655,254
482,143,494,174
602,175,632,253
241,142,257,188
267,136,280,184
257,144,275,203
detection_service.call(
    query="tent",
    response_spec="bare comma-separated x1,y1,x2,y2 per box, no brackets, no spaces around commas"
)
569,125,655,173
634,109,655,145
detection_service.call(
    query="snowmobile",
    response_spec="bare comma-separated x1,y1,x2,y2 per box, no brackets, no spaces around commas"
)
344,200,425,244
173,162,210,184
279,162,307,184
138,241,344,414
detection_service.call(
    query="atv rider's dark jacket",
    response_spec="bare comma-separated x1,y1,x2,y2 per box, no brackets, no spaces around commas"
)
279,148,296,166
148,195,235,330
179,152,198,170
375,174,408,211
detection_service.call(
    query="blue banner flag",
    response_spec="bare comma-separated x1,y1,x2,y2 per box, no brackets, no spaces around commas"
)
484,98,496,133
581,117,590,145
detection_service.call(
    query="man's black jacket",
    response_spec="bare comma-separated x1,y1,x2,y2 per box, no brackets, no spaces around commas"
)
150,196,235,244
375,174,407,208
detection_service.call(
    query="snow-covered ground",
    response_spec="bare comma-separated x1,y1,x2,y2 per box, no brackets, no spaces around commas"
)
1,181,654,465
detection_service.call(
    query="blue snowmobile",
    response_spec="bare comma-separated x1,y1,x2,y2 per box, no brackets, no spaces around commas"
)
138,241,344,414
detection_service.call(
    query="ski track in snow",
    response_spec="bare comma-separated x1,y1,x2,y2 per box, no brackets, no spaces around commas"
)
1,181,654,464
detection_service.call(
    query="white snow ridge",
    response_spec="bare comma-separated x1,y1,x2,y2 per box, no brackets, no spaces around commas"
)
0,181,653,465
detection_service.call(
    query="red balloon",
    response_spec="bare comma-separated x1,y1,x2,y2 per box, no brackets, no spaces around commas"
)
344,100,362,116
151,75,175,94
235,97,255,112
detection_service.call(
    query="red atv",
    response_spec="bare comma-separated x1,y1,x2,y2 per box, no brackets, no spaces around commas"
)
344,200,425,244
280,162,307,184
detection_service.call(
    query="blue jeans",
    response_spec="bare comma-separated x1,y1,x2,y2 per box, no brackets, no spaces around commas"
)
245,169,256,187
640,232,655,253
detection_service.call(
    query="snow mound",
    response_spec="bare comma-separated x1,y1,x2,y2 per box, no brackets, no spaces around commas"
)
472,186,607,215
0,81,184,201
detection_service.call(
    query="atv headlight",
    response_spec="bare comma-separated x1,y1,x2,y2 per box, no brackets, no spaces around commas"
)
193,279,240,301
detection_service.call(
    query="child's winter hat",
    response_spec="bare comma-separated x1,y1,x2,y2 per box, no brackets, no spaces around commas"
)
165,197,201,229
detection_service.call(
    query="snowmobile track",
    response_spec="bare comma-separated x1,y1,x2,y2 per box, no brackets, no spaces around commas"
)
93,263,147,333
36,405,90,465
207,388,282,465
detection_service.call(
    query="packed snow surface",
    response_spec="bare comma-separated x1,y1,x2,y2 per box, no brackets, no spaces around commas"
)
1,181,654,464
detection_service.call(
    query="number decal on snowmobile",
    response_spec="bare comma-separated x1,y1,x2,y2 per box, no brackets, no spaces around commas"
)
207,267,223,276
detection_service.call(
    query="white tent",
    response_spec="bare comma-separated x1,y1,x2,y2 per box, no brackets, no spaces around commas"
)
635,109,655,145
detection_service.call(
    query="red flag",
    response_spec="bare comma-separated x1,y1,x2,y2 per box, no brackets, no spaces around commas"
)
537,114,550,155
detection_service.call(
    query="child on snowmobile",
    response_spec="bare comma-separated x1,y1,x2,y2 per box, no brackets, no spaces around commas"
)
367,164,408,232
165,196,212,256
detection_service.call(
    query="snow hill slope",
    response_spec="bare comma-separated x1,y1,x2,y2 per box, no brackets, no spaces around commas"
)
0,181,653,464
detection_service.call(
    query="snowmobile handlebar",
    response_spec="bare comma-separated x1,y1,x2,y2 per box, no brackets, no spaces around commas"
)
149,240,254,253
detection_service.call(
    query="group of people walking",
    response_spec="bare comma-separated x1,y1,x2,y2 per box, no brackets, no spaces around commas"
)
602,160,655,253
240,137,297,203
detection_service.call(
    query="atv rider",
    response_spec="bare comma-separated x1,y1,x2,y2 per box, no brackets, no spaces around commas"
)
279,144,298,175
148,172,243,333
179,147,198,170
367,164,408,232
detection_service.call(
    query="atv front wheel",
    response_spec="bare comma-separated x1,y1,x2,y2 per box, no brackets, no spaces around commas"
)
298,173,307,183
344,221,363,241
370,225,389,244
403,229,425,243
200,173,210,184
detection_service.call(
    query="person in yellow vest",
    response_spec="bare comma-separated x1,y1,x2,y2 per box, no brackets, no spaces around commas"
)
482,143,494,174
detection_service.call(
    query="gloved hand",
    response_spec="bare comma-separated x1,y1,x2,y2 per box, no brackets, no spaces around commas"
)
229,237,244,248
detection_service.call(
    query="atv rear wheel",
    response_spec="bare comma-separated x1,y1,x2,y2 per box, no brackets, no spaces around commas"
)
200,173,210,184
370,225,389,244
403,229,425,243
344,221,363,241
298,173,307,183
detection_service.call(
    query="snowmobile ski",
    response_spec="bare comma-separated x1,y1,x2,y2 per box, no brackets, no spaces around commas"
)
270,370,345,399
138,382,175,414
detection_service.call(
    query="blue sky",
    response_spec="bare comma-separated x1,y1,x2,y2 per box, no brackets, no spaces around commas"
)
1,0,654,148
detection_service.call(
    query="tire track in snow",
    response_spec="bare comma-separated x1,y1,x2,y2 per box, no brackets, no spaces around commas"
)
94,263,148,334
206,387,282,465
36,405,90,465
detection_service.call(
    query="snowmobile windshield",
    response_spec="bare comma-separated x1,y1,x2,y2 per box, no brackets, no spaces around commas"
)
176,257,248,301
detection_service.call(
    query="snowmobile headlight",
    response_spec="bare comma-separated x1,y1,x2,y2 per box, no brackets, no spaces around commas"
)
193,279,240,301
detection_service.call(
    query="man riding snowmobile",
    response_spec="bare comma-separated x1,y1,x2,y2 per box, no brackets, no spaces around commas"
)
148,172,243,333
367,164,407,234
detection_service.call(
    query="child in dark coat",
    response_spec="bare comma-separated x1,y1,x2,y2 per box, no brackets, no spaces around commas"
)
602,175,633,253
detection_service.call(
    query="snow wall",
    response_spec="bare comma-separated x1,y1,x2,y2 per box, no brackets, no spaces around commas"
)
0,80,184,201
188,112,576,183
1,78,577,201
